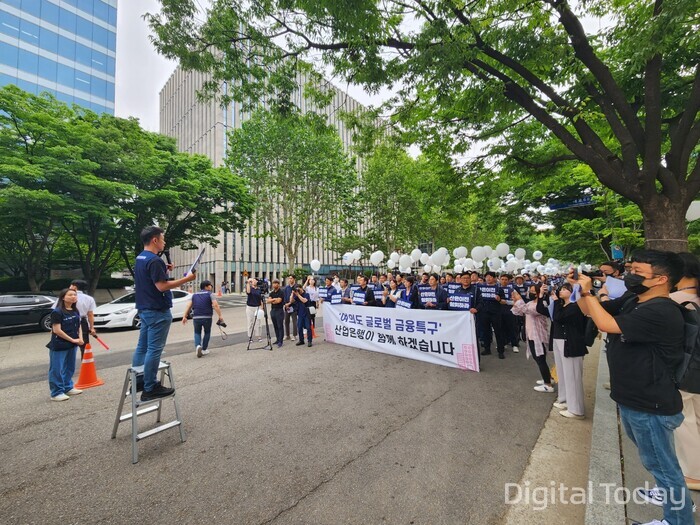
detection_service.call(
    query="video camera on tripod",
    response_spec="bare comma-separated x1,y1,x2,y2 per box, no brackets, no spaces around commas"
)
256,279,270,295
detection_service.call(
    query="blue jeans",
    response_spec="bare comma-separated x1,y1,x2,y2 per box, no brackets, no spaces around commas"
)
193,318,212,350
297,315,312,343
48,347,77,397
132,309,172,392
619,405,694,525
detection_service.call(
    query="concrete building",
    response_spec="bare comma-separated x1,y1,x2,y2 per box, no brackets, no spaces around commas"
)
0,0,117,114
159,67,368,292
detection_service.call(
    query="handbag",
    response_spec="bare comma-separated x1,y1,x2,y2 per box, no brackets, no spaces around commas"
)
308,306,317,315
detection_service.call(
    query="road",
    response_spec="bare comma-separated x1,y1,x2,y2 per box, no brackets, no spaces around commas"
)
0,302,554,525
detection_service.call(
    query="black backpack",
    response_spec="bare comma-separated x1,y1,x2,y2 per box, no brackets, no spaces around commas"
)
676,301,700,394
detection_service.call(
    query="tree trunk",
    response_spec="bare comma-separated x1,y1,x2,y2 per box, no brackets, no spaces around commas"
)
640,198,689,252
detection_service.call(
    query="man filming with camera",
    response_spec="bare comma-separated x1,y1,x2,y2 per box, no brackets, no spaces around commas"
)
246,277,263,342
286,284,313,347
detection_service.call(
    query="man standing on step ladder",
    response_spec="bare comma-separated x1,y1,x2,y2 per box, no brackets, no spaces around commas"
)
132,226,196,401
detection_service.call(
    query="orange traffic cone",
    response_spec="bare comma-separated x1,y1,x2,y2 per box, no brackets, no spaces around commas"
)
75,344,104,389
217,288,222,297
311,323,317,339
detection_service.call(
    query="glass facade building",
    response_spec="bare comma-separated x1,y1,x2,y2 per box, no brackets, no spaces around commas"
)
0,0,117,114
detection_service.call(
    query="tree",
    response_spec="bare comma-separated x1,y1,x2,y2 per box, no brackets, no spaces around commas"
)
149,0,699,251
0,85,254,292
226,108,357,270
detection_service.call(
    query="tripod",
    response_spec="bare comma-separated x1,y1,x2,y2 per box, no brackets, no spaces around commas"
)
247,295,273,351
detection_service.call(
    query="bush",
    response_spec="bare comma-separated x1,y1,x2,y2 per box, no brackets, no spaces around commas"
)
0,276,133,293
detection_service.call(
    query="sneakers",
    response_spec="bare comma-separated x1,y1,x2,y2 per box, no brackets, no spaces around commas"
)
276,341,283,348
631,520,669,525
553,401,568,410
535,379,545,386
66,388,83,396
296,341,305,346
201,349,210,355
196,344,203,358
141,384,175,402
534,384,555,393
512,345,520,353
51,393,70,402
559,410,585,420
636,487,697,511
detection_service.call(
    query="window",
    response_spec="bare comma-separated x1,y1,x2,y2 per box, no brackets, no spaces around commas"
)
106,56,115,76
16,78,38,94
172,291,188,299
56,62,74,88
37,55,57,81
112,293,136,305
57,35,75,61
18,48,38,75
0,42,18,67
76,16,92,41
20,0,41,18
19,18,40,44
39,26,58,54
93,1,109,23
40,0,59,25
77,0,93,16
58,8,76,34
107,5,116,27
90,48,106,73
2,295,38,306
0,10,20,38
90,75,106,100
74,41,91,67
92,24,108,48
107,30,115,51
105,81,114,101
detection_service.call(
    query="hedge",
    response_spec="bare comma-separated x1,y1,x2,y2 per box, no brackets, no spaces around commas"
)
0,276,134,293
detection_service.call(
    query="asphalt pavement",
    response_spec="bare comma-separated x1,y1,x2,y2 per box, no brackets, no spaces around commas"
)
0,304,560,525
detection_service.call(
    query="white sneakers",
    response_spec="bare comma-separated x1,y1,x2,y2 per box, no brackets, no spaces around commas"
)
534,384,554,393
553,401,568,410
66,388,82,396
512,345,520,353
196,344,203,358
201,349,210,355
559,410,585,420
632,520,669,525
51,393,69,402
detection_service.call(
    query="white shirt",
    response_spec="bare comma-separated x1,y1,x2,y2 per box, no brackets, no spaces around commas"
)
75,291,96,318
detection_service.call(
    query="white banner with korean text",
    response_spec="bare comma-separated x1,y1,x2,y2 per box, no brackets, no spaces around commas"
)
323,304,479,372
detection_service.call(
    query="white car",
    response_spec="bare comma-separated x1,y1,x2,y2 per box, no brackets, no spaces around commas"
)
93,290,192,329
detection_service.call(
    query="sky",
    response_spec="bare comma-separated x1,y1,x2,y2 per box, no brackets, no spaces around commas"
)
113,0,385,132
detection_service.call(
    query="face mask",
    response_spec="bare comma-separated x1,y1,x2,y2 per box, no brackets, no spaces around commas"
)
528,293,537,300
624,273,649,295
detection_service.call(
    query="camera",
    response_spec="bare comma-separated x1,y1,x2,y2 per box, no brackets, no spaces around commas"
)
216,319,227,328
583,270,604,278
257,279,270,295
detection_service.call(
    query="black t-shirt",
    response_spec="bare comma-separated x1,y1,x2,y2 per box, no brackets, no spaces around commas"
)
268,288,284,310
604,295,684,415
247,288,262,307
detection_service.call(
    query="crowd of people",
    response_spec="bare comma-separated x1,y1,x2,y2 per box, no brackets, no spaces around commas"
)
44,232,700,525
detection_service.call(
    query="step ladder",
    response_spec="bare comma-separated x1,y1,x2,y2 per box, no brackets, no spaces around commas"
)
111,360,186,463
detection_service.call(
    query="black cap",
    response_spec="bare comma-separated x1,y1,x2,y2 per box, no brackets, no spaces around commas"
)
200,280,212,290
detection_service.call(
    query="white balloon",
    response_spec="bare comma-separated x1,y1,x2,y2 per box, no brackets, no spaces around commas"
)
399,254,413,269
465,258,474,268
387,259,396,269
496,243,510,257
342,252,353,264
433,265,441,273
454,264,464,274
419,253,430,265
483,245,493,257
444,255,451,266
506,260,518,271
533,250,543,261
506,253,514,261
536,264,546,273
471,246,486,262
352,249,362,261
369,251,382,266
423,264,432,273
456,246,468,258
410,248,422,262
427,256,434,266
403,267,413,274
547,258,556,265
514,248,526,260
390,252,400,263
453,248,460,258
310,259,321,272
687,201,700,221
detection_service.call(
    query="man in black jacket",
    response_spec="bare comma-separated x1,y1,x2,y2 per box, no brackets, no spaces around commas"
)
473,272,506,358
352,275,376,306
574,250,694,525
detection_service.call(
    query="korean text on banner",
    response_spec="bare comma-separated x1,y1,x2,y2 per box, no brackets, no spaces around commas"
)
323,304,479,372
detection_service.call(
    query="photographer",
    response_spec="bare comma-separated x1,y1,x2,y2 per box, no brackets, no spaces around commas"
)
267,279,285,347
283,275,298,340
182,280,223,358
246,277,263,342
287,284,313,347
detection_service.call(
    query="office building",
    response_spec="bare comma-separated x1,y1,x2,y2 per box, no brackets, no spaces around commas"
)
0,0,117,114
160,67,367,292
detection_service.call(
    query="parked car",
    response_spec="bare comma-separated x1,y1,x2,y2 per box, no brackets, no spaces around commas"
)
0,294,56,332
93,290,192,329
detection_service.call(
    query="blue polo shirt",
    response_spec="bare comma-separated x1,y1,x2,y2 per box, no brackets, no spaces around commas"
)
135,250,172,310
